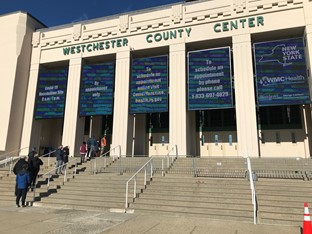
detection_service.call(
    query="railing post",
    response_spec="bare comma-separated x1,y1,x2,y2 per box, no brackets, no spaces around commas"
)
162,159,164,177
119,157,122,175
94,158,97,174
133,177,137,198
74,159,77,176
144,168,147,187
64,167,67,184
47,172,50,189
9,157,13,174
192,157,196,177
125,182,129,209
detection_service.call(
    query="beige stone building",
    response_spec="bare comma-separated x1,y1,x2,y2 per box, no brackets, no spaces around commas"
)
1,0,312,158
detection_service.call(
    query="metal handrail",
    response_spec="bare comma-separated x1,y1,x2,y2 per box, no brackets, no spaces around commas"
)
1,156,24,174
32,158,78,202
0,146,29,160
161,145,178,176
0,148,56,174
91,145,121,174
39,150,56,168
125,157,153,209
246,156,257,224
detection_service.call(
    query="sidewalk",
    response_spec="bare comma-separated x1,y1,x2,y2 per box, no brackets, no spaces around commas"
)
0,204,301,234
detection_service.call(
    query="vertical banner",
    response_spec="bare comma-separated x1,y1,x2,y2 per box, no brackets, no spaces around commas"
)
254,38,310,106
35,68,68,119
188,47,233,110
130,55,168,114
79,62,115,116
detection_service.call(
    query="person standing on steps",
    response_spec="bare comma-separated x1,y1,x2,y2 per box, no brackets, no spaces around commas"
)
29,153,43,189
27,147,37,168
87,136,97,158
100,135,107,156
79,141,87,163
13,156,29,196
62,146,69,172
55,145,64,175
16,163,31,208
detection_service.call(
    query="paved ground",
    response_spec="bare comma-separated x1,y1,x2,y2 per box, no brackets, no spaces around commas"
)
0,204,302,234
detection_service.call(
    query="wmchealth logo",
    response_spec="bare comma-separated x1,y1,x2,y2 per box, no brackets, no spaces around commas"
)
258,44,303,67
259,75,305,86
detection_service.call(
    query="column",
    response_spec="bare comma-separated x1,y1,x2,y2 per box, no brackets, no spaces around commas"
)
62,57,82,157
169,43,188,156
20,50,41,156
303,0,312,157
304,0,312,96
232,34,259,157
112,49,131,156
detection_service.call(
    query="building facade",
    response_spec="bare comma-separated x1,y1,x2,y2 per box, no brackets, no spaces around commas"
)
1,0,312,158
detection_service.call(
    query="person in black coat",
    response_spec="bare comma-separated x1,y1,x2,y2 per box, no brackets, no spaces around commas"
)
55,145,64,175
62,146,69,171
13,156,28,196
29,153,43,188
13,156,28,175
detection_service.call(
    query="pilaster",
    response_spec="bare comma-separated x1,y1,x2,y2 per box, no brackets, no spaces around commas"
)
112,49,131,156
169,43,187,156
20,58,41,155
232,34,259,157
62,57,82,156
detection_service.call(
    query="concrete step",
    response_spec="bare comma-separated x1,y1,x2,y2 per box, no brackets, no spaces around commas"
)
33,202,125,212
138,193,251,204
41,193,126,203
142,186,251,196
258,211,302,225
34,198,125,210
129,203,254,222
257,194,312,202
48,191,126,199
133,197,252,210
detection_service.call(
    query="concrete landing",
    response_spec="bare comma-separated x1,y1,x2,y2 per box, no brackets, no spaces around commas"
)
0,205,301,234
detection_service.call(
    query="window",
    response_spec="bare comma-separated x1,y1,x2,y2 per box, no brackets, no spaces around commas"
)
259,105,301,129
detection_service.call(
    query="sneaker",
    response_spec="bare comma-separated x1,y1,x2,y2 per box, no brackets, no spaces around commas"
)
16,204,20,208
22,205,27,208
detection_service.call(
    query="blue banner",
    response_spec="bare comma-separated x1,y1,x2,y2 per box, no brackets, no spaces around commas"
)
79,62,115,116
188,47,233,110
35,68,68,119
130,56,168,114
254,38,310,106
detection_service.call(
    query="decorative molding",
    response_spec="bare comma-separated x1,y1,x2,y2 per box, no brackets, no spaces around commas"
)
36,0,308,48
119,15,129,33
32,32,40,47
172,4,183,24
73,24,82,41
233,0,246,13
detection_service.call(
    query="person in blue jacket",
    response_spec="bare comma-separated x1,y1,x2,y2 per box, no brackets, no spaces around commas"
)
16,163,31,207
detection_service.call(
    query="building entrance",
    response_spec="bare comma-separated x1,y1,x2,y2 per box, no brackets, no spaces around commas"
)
195,109,238,157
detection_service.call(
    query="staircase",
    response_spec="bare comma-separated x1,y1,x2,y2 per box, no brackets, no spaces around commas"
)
255,179,312,225
129,174,254,222
1,155,312,227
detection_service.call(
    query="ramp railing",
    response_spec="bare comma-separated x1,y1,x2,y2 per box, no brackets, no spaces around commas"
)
246,157,257,224
91,145,121,174
161,144,178,176
125,157,153,209
32,157,78,203
0,147,30,174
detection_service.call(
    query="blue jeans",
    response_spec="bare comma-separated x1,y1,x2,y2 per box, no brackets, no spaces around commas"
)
55,160,63,174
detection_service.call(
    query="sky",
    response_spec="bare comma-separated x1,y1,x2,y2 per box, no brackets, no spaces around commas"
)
0,0,183,27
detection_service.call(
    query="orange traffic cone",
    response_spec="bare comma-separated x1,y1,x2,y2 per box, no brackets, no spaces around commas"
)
303,202,312,234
